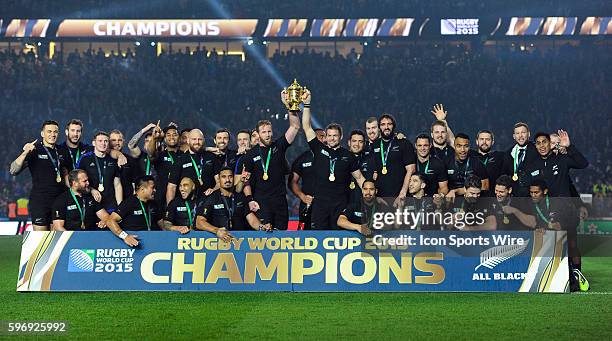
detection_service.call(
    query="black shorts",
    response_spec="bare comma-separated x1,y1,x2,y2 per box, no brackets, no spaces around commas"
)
256,195,289,230
29,194,57,226
311,197,347,230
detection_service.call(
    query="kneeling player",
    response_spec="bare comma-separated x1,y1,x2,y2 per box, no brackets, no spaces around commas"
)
337,179,384,235
52,169,110,231
105,176,163,247
196,168,271,242
447,175,497,231
163,177,202,234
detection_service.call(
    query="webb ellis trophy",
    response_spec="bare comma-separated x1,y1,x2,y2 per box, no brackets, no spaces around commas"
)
283,79,307,111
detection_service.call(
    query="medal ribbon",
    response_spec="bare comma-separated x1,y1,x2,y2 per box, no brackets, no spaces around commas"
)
189,154,202,180
379,140,392,169
221,195,235,228
69,189,85,228
94,155,106,186
259,147,272,175
185,199,195,228
534,195,551,224
69,147,81,169
43,145,61,179
138,199,151,231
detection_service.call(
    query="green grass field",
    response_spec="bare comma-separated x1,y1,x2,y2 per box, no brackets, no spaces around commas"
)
1,236,611,340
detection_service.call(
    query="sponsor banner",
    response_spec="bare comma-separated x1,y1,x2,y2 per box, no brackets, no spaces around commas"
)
579,219,612,235
580,17,612,35
5,19,50,37
263,19,307,37
343,19,379,37
310,19,345,37
0,221,31,235
541,17,577,35
18,231,568,292
55,19,258,38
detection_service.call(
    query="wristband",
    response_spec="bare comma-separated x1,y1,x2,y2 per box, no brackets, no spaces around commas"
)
303,104,311,108
119,231,128,240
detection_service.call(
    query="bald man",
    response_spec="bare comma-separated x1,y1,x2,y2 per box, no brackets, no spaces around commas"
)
166,129,216,204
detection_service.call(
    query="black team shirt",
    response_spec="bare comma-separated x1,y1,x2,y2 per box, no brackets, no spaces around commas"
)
291,150,315,196
415,156,447,196
115,195,161,231
52,191,104,230
445,155,488,191
198,191,252,230
244,136,291,200
165,194,202,228
23,142,68,197
370,137,416,197
78,152,121,210
58,142,93,171
169,151,216,191
308,139,359,202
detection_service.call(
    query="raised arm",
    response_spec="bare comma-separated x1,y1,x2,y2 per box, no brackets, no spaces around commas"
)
10,139,37,175
431,104,455,147
281,91,301,144
128,123,156,158
300,90,316,142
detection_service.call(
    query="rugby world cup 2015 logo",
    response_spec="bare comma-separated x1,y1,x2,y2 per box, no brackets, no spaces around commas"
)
68,249,95,272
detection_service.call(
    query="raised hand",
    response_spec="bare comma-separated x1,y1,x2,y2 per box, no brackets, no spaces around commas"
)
557,129,570,147
431,103,448,121
22,139,38,154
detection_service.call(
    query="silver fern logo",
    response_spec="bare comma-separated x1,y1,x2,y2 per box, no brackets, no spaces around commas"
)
474,241,529,271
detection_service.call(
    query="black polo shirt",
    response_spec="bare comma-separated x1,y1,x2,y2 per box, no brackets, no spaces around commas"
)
213,149,238,175
449,197,496,229
348,151,373,204
526,146,589,197
415,156,447,196
291,150,316,196
58,142,94,171
22,142,69,197
198,191,253,230
115,195,161,231
490,197,534,230
168,151,216,191
165,195,202,228
445,155,488,191
431,144,454,165
78,152,121,210
470,150,505,190
370,137,416,197
308,139,359,202
244,136,292,200
52,190,105,231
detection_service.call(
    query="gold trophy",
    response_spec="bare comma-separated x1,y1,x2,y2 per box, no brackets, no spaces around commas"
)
284,79,306,111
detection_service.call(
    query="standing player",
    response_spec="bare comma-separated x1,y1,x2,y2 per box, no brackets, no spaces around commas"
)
167,129,216,204
10,120,69,230
242,92,300,230
163,177,199,234
429,104,455,165
365,117,380,149
110,129,136,199
347,130,373,205
146,123,180,212
301,89,366,229
414,134,448,196
234,129,252,179
529,131,588,197
52,169,110,231
370,114,416,206
179,128,191,153
472,130,505,192
78,132,123,211
289,129,326,230
58,119,93,171
212,128,238,172
197,167,271,236
445,133,489,200
504,122,538,197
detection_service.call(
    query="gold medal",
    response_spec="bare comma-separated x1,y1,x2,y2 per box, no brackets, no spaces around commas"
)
329,174,335,182
81,222,85,230
382,167,388,175
263,173,269,181
98,184,104,192
503,216,510,224
512,174,518,181
56,174,62,183
349,181,355,189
